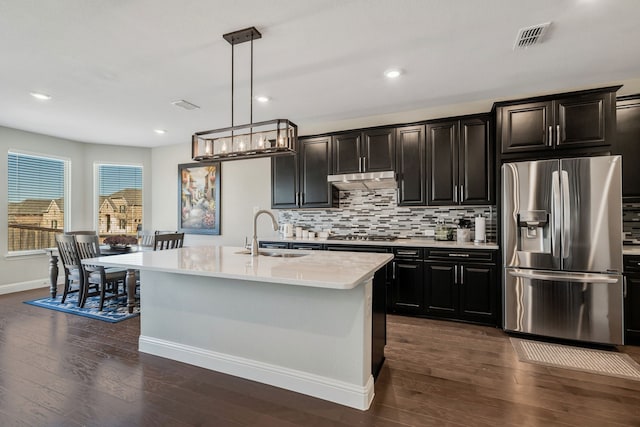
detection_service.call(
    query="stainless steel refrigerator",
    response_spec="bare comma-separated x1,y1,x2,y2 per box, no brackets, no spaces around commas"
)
502,155,624,345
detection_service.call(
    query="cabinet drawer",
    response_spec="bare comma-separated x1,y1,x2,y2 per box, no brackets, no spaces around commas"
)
290,243,324,250
624,256,640,273
393,248,423,259
259,241,289,249
425,249,496,263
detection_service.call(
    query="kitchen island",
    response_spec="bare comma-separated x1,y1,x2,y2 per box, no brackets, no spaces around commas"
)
82,246,392,410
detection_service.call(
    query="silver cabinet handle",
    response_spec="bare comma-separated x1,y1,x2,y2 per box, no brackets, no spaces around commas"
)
362,156,366,172
624,276,627,298
454,265,458,284
548,126,553,146
392,261,396,280
454,184,458,202
359,157,363,172
396,250,418,256
556,124,560,145
460,184,464,203
460,265,464,284
448,253,469,258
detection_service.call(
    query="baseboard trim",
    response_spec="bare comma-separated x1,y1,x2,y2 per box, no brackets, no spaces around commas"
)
0,279,48,296
139,335,374,410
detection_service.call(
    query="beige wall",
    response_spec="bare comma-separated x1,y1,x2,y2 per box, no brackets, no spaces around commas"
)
151,144,278,248
0,126,151,293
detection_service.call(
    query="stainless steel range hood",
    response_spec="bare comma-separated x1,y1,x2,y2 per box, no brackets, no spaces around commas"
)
327,171,397,190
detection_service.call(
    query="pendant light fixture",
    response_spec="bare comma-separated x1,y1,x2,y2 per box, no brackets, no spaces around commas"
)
192,27,298,161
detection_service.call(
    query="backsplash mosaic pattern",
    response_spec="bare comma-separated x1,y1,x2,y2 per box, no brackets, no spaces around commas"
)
277,189,496,242
624,203,640,245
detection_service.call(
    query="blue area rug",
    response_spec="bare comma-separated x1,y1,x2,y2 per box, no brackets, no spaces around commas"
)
25,293,139,323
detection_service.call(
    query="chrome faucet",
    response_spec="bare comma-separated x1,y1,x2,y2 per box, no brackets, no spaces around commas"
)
251,210,279,256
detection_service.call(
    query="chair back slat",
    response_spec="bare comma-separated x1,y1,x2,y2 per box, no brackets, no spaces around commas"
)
74,234,102,268
55,234,82,272
153,232,185,251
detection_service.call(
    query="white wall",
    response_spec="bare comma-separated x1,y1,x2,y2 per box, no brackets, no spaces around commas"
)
0,126,151,292
151,144,278,248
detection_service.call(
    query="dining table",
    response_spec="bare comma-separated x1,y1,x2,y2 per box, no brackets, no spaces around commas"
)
45,244,148,312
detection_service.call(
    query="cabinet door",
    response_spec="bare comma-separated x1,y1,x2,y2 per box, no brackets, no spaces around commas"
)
555,91,614,149
426,121,458,205
614,96,640,201
459,117,493,205
424,262,457,316
299,137,332,208
625,274,640,343
332,132,361,174
499,101,552,154
395,125,425,206
363,128,395,172
391,260,424,314
271,154,298,209
458,263,496,324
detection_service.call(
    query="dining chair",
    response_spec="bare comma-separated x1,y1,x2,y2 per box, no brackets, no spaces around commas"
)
74,234,128,310
138,232,155,248
153,232,185,251
55,234,84,304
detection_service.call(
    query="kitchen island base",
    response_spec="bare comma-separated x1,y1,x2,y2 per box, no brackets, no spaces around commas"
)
137,270,375,410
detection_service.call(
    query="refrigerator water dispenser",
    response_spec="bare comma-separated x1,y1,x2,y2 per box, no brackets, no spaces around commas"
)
517,210,549,253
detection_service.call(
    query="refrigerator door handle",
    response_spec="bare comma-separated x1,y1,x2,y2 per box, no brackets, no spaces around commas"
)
551,170,561,258
561,170,570,259
508,269,619,284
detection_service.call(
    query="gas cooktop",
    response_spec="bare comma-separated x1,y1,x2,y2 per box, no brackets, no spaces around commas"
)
327,234,397,242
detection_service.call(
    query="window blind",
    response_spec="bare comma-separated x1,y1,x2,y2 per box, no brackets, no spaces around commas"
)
97,164,143,236
7,152,67,252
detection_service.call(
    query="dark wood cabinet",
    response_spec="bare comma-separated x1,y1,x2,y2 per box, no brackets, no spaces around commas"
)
389,248,424,315
424,249,498,325
271,136,333,209
613,95,640,202
426,115,492,205
271,154,298,209
395,125,425,206
497,87,618,156
624,255,640,344
332,128,395,175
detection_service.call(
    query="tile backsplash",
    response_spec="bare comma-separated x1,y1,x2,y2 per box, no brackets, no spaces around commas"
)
624,203,640,244
277,189,496,242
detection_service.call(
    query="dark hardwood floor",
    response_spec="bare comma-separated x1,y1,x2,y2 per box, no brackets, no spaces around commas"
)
2,288,640,426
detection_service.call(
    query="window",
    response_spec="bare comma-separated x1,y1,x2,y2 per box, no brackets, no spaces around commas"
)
7,151,68,252
97,164,142,237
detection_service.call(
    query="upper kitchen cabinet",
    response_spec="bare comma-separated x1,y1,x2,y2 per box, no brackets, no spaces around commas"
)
332,128,396,174
395,125,426,206
613,95,640,201
426,114,493,205
271,136,334,209
271,154,298,209
496,86,619,157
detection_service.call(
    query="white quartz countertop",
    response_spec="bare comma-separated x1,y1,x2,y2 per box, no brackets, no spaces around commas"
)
624,245,640,256
262,237,499,250
82,246,393,290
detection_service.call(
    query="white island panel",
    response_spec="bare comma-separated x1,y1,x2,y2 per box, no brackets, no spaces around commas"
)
87,246,393,410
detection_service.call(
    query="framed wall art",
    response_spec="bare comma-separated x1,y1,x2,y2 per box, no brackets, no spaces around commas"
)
178,161,221,235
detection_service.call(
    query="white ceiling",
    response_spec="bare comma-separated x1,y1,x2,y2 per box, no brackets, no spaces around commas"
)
1,0,639,148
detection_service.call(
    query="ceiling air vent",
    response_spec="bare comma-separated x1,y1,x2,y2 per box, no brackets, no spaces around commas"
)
172,99,200,110
514,22,551,50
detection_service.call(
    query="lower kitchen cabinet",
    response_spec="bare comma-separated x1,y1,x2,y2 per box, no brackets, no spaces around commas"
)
389,248,425,315
424,249,498,325
624,255,640,344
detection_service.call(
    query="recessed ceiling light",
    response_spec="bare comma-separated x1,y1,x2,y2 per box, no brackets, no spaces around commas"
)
384,69,402,79
30,92,52,100
154,129,167,135
255,96,270,103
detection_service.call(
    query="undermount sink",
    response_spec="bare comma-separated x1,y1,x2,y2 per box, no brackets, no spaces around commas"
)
235,249,308,258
